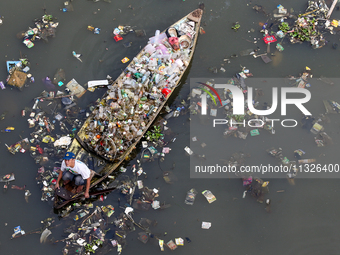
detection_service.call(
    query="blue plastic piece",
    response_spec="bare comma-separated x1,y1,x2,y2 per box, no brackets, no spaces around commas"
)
94,28,100,34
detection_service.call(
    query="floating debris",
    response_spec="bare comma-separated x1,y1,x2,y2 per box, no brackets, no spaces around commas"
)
21,13,59,48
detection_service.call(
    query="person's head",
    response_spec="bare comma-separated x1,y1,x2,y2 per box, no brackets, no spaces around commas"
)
63,152,75,167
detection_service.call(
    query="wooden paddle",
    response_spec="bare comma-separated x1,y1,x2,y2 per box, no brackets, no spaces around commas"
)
54,186,116,209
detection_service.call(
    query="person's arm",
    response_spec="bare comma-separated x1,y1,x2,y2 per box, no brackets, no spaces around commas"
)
55,170,63,189
55,161,66,189
84,177,91,198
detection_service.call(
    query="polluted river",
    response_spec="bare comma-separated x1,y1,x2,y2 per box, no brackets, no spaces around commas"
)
1,0,340,254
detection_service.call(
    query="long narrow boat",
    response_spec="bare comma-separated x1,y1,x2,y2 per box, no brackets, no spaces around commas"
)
54,9,203,209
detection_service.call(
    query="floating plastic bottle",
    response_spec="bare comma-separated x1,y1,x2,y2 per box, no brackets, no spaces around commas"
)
154,30,160,45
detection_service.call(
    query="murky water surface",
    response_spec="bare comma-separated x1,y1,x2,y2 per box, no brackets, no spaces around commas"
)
1,0,340,254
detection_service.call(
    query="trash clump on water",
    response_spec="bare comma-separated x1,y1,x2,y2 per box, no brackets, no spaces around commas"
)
5,57,34,89
1,173,15,193
87,25,101,35
239,0,340,70
242,176,270,203
113,25,135,42
3,71,111,208
323,99,340,114
286,67,312,88
258,1,339,50
315,132,332,147
18,13,59,48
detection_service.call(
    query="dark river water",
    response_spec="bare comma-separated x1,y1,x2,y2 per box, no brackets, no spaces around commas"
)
1,0,340,254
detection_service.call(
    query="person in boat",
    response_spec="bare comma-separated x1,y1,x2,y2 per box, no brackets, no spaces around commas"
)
55,152,92,198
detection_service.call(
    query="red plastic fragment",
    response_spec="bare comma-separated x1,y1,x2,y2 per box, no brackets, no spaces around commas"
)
263,35,277,44
114,35,123,42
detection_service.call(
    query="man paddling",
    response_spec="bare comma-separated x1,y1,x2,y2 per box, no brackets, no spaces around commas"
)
55,152,91,198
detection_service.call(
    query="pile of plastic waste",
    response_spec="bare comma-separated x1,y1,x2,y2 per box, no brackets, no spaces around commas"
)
56,168,170,255
82,11,202,161
5,58,34,89
20,13,59,48
61,205,116,254
275,0,333,49
36,166,59,202
4,76,100,201
286,67,312,88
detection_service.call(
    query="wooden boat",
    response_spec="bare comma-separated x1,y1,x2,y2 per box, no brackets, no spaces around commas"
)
54,9,203,209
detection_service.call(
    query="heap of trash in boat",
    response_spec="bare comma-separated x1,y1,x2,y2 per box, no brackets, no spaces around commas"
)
83,9,202,161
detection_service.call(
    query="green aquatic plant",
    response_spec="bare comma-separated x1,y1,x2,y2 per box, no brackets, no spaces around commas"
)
288,16,320,42
231,22,240,31
43,14,53,21
234,115,244,122
228,115,244,123
145,125,163,142
85,239,103,253
20,58,29,66
278,22,290,33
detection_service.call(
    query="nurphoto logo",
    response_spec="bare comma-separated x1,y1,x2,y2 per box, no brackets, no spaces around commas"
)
197,82,311,129
199,82,311,116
